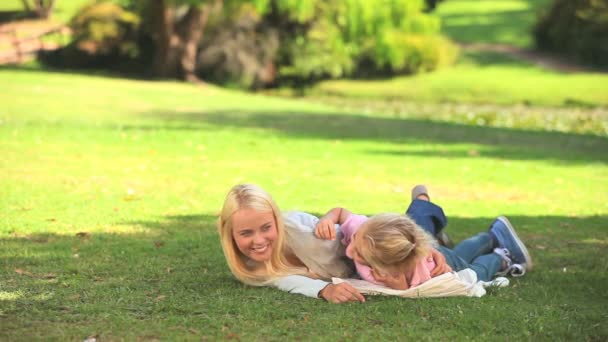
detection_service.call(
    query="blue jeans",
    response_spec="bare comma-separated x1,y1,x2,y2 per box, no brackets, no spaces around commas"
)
406,199,502,281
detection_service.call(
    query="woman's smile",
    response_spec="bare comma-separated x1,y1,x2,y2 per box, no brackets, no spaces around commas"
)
232,208,278,262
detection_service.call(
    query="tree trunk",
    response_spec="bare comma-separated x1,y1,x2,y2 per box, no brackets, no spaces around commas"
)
151,0,180,78
177,5,210,82
20,0,31,12
151,0,221,82
21,0,55,19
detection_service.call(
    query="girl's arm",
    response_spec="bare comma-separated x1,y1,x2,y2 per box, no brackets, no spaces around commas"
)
429,248,452,276
314,207,353,240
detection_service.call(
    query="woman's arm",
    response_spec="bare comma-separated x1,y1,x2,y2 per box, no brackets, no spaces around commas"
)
314,207,353,240
272,275,365,303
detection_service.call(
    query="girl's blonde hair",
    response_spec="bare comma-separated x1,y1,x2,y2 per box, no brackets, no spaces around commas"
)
354,213,433,273
217,184,306,286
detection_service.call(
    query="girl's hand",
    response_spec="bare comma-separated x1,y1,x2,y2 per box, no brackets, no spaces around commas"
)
371,268,409,290
314,218,336,240
430,248,452,276
319,283,365,303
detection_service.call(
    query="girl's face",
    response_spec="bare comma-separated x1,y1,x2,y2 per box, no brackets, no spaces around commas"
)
231,208,278,262
347,235,370,267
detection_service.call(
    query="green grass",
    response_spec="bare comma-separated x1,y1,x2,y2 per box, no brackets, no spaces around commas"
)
0,0,91,23
313,51,608,108
307,0,608,128
309,50,608,135
435,0,552,48
1,68,607,340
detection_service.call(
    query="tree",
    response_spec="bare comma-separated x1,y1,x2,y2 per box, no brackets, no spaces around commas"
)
146,0,215,81
20,0,56,19
138,0,266,81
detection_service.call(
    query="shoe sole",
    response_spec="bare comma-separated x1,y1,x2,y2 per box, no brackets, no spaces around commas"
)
497,216,533,270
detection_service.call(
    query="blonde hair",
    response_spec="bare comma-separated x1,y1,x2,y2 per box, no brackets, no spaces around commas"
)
355,213,433,274
217,184,307,286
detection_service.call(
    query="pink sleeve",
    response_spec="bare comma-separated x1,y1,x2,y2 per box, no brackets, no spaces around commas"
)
408,256,437,288
340,214,368,246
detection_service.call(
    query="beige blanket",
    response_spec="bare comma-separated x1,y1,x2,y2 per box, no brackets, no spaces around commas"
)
333,269,509,298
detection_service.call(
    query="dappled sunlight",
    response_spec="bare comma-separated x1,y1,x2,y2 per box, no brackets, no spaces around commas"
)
579,238,608,246
0,290,25,301
0,290,53,302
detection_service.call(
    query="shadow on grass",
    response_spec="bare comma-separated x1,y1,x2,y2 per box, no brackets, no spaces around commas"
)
460,50,536,67
139,109,607,165
440,8,543,45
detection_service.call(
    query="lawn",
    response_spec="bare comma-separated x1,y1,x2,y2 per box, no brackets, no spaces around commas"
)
307,0,608,134
435,0,553,48
1,68,607,340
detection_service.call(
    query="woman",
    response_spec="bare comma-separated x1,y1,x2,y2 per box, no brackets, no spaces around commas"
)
217,184,451,303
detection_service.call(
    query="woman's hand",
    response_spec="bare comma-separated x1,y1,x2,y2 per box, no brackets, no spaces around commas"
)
314,218,337,240
319,283,365,303
371,268,409,290
430,248,452,276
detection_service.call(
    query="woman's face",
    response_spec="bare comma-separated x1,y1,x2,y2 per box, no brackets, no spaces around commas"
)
231,208,278,262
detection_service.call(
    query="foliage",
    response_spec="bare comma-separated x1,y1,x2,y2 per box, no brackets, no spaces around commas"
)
534,0,608,67
69,2,140,58
424,0,445,11
0,68,607,340
267,0,458,80
196,4,279,88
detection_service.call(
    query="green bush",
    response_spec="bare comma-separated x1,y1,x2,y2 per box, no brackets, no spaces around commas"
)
270,0,458,81
197,5,280,89
372,31,459,74
68,1,141,61
534,0,608,67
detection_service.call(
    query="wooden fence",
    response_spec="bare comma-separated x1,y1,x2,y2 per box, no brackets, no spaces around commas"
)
0,24,68,64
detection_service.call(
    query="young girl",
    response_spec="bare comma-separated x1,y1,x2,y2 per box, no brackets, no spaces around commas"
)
314,187,532,289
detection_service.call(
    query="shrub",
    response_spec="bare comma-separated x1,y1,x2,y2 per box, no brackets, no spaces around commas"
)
268,0,458,82
197,5,280,89
40,1,143,70
371,31,459,74
534,0,608,67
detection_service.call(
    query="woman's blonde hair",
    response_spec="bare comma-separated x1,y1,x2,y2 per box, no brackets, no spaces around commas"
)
354,213,433,274
217,184,306,286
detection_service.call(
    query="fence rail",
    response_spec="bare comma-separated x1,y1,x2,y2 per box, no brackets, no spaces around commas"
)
0,24,68,64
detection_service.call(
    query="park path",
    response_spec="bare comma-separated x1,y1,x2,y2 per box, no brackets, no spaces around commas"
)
460,42,595,73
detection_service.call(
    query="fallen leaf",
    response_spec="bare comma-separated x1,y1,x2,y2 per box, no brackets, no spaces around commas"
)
154,241,165,248
15,269,33,276
76,232,91,238
535,245,546,250
42,273,56,279
188,328,200,334
155,295,166,301
226,332,241,340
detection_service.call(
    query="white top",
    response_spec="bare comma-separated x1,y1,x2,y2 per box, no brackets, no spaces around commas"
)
271,211,355,298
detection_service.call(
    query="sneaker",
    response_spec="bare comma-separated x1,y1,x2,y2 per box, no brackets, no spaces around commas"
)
493,248,527,277
489,216,533,270
411,185,429,201
436,231,454,248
